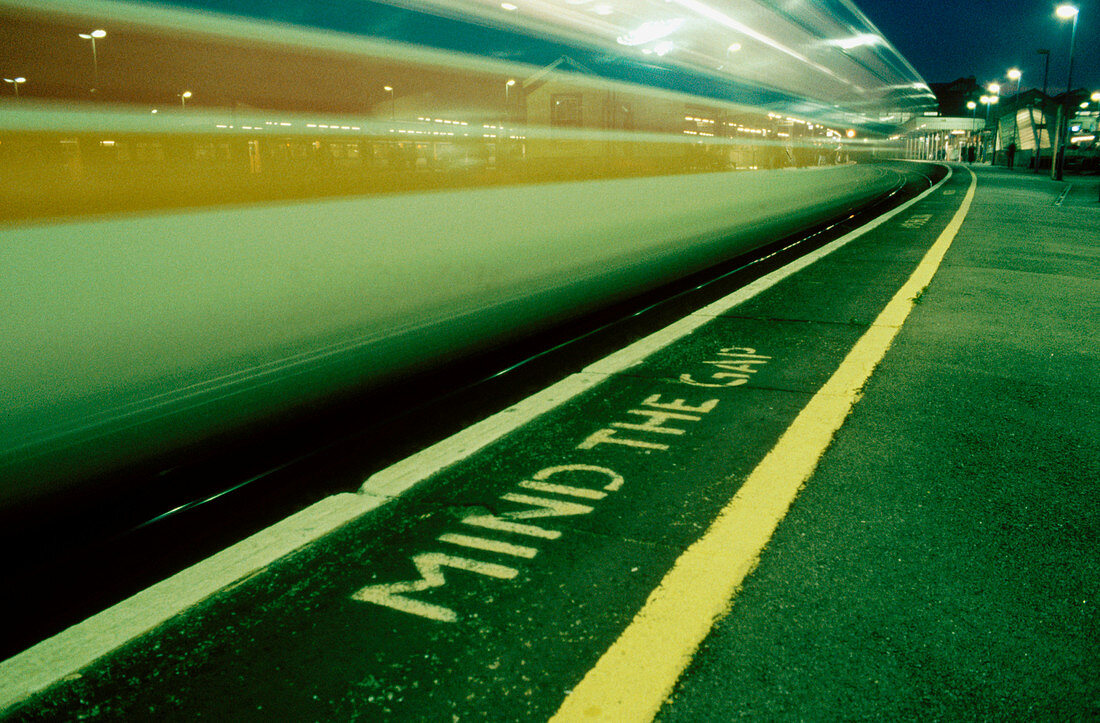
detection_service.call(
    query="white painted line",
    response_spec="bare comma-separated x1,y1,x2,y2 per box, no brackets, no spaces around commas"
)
0,164,950,713
0,492,383,711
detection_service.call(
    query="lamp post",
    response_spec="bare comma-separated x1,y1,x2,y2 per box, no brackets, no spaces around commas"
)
1037,49,1051,96
1006,68,1022,167
180,90,192,108
967,100,977,161
987,84,1001,164
980,95,998,163
1054,3,1079,180
383,85,394,121
78,28,106,93
3,76,25,97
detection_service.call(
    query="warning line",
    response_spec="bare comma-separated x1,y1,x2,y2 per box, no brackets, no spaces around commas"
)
551,167,977,723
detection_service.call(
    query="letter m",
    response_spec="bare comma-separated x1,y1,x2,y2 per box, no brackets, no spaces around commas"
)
351,552,517,622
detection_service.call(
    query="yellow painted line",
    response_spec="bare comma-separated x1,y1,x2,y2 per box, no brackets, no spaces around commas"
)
551,167,978,722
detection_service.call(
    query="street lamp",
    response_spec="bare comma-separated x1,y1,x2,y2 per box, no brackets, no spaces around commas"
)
980,95,998,163
1054,3,1079,180
180,90,192,108
383,85,394,120
985,87,1001,163
966,100,978,162
1007,68,1022,167
3,76,25,97
78,28,106,93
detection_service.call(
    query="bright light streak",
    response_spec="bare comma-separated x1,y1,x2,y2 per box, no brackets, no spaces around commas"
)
667,0,845,83
829,33,881,50
616,18,684,46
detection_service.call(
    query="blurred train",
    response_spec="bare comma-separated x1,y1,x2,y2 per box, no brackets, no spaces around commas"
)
0,0,935,520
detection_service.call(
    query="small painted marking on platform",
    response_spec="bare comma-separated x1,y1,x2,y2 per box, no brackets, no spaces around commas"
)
901,213,933,228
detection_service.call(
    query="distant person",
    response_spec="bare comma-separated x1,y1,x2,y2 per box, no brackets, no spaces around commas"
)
1006,142,1017,169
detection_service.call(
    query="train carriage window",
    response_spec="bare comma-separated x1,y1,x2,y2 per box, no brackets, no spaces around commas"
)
551,94,582,127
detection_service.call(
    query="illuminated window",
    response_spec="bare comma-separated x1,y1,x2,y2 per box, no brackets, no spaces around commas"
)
551,94,582,127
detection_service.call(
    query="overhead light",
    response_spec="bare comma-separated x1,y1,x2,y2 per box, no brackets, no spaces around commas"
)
1056,4,1079,19
727,42,741,52
500,2,518,10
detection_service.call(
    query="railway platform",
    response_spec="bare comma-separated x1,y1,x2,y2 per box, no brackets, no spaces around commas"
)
1,163,1097,720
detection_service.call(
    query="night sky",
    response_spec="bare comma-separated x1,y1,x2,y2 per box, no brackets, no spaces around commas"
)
855,0,1098,94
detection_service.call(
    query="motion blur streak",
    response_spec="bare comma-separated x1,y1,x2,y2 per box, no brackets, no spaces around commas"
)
0,0,932,518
